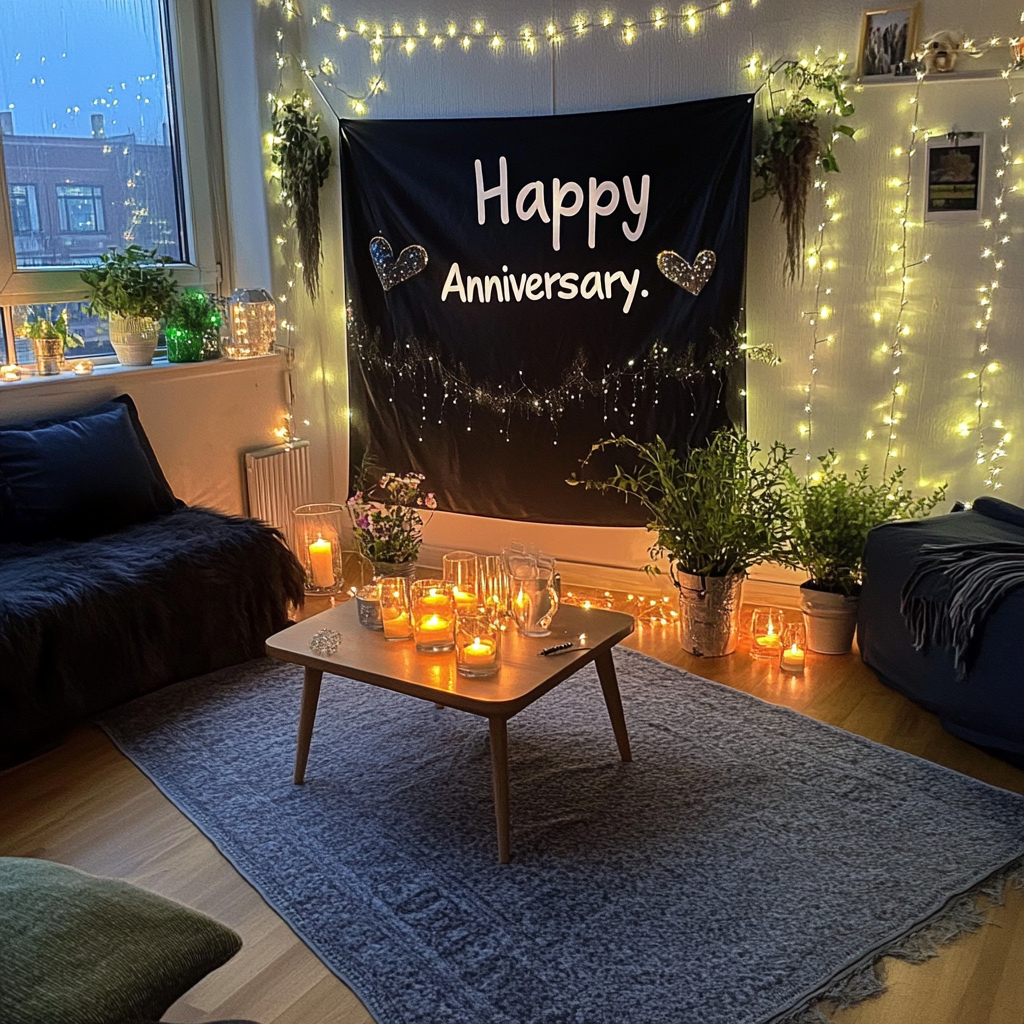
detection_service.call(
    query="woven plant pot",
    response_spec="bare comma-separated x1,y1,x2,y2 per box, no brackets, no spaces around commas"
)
109,314,159,366
672,568,745,657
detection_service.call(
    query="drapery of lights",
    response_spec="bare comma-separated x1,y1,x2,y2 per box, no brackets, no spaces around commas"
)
278,0,764,116
959,70,1022,489
346,306,746,444
879,72,930,480
799,175,840,469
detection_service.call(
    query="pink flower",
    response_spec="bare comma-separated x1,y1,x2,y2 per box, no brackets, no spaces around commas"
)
425,493,437,510
356,515,370,530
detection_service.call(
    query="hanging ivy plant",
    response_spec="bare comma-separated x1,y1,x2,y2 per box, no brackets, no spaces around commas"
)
271,91,332,302
753,56,856,284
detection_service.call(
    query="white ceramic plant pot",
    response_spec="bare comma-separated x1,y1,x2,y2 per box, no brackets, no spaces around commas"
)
673,568,745,657
109,314,159,366
799,584,859,655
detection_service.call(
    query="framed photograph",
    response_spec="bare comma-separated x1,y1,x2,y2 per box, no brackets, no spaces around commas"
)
925,135,985,221
857,5,920,77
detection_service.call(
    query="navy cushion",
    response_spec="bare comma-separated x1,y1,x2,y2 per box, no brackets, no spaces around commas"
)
0,403,173,541
972,495,1024,530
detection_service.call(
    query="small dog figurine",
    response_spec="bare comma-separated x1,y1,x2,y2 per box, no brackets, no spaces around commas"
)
920,31,964,73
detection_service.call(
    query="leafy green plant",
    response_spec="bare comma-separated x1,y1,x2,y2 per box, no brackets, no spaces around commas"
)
25,307,83,349
165,288,222,362
753,55,856,283
786,452,946,596
569,429,795,578
271,91,332,302
79,245,177,320
347,471,437,564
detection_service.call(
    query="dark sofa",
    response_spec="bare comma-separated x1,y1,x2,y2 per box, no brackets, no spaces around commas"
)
858,498,1024,763
0,394,304,768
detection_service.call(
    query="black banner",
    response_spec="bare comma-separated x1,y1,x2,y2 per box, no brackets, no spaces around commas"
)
341,95,752,525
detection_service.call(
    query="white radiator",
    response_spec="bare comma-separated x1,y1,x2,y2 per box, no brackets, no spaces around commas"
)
245,440,313,555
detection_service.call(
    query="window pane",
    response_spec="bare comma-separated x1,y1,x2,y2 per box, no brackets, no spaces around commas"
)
0,0,186,269
12,302,114,364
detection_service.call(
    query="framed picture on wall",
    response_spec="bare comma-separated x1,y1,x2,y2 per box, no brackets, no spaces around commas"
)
857,5,920,77
925,134,985,221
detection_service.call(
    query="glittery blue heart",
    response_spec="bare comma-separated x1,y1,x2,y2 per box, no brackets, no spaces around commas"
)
370,235,429,292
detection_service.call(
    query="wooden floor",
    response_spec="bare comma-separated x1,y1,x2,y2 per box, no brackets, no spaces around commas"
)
2,604,1023,1024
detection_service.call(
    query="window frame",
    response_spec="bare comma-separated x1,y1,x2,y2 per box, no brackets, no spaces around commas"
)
0,0,221,317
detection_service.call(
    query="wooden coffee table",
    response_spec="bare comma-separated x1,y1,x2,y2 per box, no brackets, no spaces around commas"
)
265,602,635,862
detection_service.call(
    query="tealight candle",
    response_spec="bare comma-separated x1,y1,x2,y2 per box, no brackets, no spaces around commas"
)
71,359,94,376
0,364,22,382
411,580,456,652
780,642,806,673
382,608,412,639
750,607,786,660
779,622,807,674
452,586,479,613
380,577,413,640
308,536,335,588
455,613,500,678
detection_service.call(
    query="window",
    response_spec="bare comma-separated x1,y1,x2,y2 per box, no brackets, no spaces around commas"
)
0,0,223,368
56,185,106,235
8,184,38,234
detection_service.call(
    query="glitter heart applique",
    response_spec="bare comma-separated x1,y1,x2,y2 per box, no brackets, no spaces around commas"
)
656,249,717,296
369,235,429,292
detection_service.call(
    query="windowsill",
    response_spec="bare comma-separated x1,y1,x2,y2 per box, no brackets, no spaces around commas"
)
0,352,285,392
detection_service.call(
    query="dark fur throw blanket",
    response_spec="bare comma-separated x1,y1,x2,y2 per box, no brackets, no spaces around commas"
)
0,507,305,767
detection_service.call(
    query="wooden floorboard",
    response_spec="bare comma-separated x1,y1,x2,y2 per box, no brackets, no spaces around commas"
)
1,607,1022,1024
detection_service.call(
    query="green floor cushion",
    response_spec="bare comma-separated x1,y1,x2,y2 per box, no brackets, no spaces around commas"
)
0,857,243,1024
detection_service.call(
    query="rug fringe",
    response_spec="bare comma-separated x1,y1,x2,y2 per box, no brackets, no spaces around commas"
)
775,855,1024,1024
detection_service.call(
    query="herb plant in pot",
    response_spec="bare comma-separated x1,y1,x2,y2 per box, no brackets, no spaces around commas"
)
786,453,946,654
570,430,794,657
80,245,177,366
24,308,84,376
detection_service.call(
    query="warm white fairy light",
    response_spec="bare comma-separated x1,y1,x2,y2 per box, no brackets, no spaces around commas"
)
881,73,930,479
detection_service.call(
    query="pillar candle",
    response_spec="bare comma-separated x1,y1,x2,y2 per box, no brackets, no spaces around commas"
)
308,537,335,588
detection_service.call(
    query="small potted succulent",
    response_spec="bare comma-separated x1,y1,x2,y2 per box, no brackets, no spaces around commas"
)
80,245,177,366
570,429,794,657
786,452,946,653
24,308,84,376
164,288,222,363
347,470,438,578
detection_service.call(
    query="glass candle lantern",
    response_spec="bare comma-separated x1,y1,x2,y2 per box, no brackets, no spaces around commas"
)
411,579,456,652
71,359,94,376
293,503,345,595
443,550,479,614
455,613,501,678
750,607,786,659
380,577,413,640
480,553,510,624
780,622,807,674
224,289,277,359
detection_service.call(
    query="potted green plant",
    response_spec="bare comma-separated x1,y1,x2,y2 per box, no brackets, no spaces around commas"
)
346,471,438,578
570,430,794,657
786,452,946,654
164,288,222,363
23,308,84,376
80,245,177,366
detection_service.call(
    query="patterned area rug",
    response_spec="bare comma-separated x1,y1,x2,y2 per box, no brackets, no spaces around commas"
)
97,648,1024,1024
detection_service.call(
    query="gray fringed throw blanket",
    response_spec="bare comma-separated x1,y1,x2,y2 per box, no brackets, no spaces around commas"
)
901,540,1024,680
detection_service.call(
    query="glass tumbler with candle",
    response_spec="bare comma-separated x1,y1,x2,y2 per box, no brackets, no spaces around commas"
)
750,607,786,659
380,577,413,640
455,612,501,678
443,550,479,614
411,580,456,652
780,622,807,674
293,503,345,595
505,547,560,637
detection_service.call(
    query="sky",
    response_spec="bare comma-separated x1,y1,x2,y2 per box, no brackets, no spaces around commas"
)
0,0,172,144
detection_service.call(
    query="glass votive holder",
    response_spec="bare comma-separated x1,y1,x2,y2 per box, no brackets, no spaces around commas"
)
480,553,510,624
455,613,501,678
293,503,345,595
443,550,479,614
71,359,94,376
380,577,413,641
750,607,786,659
780,622,807,674
355,582,383,630
1,364,23,382
411,579,456,652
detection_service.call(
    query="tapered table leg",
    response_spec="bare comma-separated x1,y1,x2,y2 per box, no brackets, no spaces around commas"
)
595,650,632,762
488,717,511,864
294,667,323,784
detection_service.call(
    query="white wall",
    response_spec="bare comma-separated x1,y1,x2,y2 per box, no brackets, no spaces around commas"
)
233,0,1024,583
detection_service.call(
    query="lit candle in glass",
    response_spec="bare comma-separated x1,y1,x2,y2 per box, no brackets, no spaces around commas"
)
308,536,335,588
780,622,807,674
0,364,23,382
411,580,455,652
455,613,500,678
71,359,94,376
750,607,785,660
380,577,413,640
451,586,479,614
